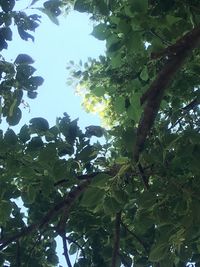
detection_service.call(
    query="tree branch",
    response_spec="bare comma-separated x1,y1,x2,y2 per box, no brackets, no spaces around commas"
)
16,240,21,267
39,179,91,228
120,220,148,253
182,97,199,111
66,236,86,260
111,212,121,267
0,223,38,251
137,163,149,190
133,26,200,162
0,180,91,250
61,234,72,267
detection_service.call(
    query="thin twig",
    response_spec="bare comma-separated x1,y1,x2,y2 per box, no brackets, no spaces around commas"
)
61,233,72,267
120,220,148,253
119,253,132,267
25,232,42,266
182,97,199,111
169,97,199,130
66,236,86,259
16,241,21,267
149,30,172,46
111,212,121,267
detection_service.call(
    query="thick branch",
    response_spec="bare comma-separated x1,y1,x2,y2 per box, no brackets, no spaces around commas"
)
0,223,38,251
111,212,121,267
133,26,200,162
56,170,116,233
40,179,91,228
0,180,91,250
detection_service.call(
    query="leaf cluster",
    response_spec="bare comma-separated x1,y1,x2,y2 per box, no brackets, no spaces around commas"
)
0,0,200,267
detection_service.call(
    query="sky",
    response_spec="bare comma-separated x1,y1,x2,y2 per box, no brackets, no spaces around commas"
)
1,2,105,265
1,2,105,131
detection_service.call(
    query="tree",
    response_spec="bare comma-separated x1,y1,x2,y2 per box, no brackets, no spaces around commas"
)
0,0,200,266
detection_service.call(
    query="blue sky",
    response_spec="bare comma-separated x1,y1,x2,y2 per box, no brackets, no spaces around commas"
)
1,3,105,265
2,5,105,130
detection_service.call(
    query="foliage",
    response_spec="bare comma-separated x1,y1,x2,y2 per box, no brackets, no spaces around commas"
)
0,0,200,267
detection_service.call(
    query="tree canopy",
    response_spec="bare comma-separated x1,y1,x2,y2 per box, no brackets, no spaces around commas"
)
0,0,200,266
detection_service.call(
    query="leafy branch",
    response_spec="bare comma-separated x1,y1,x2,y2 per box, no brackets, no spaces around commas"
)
0,179,91,250
133,26,200,162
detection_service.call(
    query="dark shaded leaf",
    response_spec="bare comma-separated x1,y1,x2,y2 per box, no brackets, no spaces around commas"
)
6,107,22,126
18,125,30,143
14,54,35,65
0,0,15,12
4,129,17,145
0,27,12,41
27,91,37,99
29,117,49,133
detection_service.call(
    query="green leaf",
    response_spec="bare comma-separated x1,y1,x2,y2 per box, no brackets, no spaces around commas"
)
28,76,44,87
0,0,15,12
0,200,12,224
103,196,121,215
127,93,142,123
53,159,69,180
29,117,49,133
76,145,98,161
113,96,125,114
81,187,105,208
18,124,31,143
74,0,91,13
27,91,37,99
126,32,143,52
4,129,17,145
43,0,61,17
90,173,110,189
112,189,129,204
45,126,59,141
166,15,181,26
110,53,122,68
9,99,17,117
91,23,109,41
30,0,40,6
14,54,34,65
26,186,36,204
0,27,12,41
85,125,104,137
140,66,149,81
149,243,169,262
58,142,74,156
36,8,59,25
39,143,57,165
92,86,105,97
27,136,44,151
6,107,22,126
130,0,148,13
69,243,78,255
